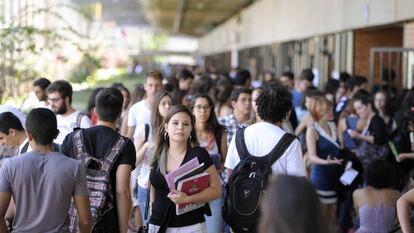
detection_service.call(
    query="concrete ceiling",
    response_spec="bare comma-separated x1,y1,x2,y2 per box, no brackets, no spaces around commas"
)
71,0,255,36
141,0,255,36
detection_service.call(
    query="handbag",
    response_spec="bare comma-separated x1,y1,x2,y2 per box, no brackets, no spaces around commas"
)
356,140,389,168
355,117,390,168
137,218,149,233
137,223,148,233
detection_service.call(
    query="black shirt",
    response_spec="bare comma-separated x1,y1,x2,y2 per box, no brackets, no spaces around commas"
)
149,146,213,227
392,128,414,186
367,115,389,145
393,129,411,153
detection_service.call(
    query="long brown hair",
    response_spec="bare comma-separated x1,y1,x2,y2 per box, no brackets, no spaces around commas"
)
152,105,198,175
190,93,225,155
151,90,174,137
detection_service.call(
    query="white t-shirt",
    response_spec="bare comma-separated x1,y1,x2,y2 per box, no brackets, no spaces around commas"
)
224,122,306,177
17,139,31,155
133,124,153,188
36,101,50,109
127,100,151,128
55,111,92,144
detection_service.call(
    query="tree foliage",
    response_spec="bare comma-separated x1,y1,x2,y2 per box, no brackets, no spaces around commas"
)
0,3,93,103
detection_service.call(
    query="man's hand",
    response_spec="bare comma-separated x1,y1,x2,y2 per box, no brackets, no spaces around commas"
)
0,192,11,233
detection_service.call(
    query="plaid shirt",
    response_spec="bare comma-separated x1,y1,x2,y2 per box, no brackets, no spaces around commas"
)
219,114,247,145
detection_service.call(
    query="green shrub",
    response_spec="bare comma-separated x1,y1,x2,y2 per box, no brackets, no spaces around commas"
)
68,53,101,83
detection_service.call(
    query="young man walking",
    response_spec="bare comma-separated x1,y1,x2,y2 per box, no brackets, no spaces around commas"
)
62,88,136,233
219,87,252,145
225,83,305,176
126,70,163,138
33,77,51,108
0,108,92,233
46,80,92,144
0,112,29,157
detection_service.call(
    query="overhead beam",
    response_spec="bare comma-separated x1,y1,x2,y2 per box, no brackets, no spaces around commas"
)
173,0,186,33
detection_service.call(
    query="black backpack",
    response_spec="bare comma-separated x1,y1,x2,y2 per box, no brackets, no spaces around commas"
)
222,127,296,233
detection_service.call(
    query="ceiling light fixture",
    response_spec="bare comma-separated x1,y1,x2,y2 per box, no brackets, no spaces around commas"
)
196,3,205,10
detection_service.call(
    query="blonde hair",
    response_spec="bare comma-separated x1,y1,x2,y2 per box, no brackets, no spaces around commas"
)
308,96,333,122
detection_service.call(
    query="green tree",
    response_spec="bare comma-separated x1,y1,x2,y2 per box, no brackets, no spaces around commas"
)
0,3,93,104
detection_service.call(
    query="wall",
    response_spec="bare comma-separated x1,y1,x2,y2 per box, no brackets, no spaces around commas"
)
404,21,414,88
354,27,403,85
199,0,414,56
404,21,414,48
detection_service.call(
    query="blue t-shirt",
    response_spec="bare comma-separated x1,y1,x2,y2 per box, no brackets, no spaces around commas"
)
291,89,303,108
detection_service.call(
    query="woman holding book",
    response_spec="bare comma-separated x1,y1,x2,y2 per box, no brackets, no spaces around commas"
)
149,105,222,233
190,93,227,233
134,90,174,223
348,91,389,169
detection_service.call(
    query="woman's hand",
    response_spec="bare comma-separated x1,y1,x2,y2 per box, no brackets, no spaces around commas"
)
143,142,153,150
396,153,405,162
348,129,360,139
325,155,342,165
167,190,189,204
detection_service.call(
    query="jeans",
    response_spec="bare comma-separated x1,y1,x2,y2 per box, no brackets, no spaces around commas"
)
138,185,149,223
204,197,222,233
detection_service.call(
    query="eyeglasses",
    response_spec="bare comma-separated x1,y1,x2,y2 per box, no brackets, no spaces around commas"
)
194,105,211,111
47,97,63,102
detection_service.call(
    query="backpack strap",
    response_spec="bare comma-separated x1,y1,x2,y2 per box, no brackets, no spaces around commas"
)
19,141,30,155
265,133,297,165
214,127,224,157
144,123,150,143
73,129,87,160
235,127,253,160
101,136,126,172
52,143,61,152
76,112,86,128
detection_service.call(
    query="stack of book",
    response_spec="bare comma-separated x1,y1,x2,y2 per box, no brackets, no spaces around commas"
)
165,157,210,215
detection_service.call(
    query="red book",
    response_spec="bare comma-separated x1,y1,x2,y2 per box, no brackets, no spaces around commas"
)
176,172,210,215
174,163,205,189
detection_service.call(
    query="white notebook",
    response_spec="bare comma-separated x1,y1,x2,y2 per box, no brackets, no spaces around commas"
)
340,167,358,186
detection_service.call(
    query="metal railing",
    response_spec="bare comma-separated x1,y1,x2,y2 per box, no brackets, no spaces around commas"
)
370,47,414,90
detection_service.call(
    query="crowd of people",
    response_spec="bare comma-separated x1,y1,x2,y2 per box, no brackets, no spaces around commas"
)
0,66,413,233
